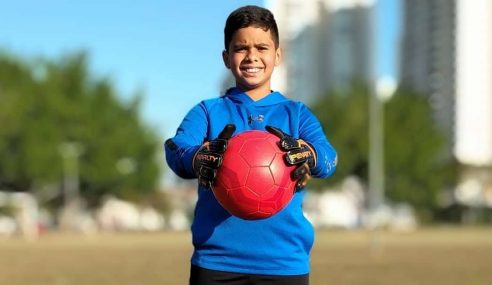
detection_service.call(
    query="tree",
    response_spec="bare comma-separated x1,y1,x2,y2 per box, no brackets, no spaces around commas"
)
309,83,457,219
0,51,162,206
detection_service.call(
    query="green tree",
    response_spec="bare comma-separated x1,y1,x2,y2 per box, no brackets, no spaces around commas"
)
0,51,162,206
310,84,457,219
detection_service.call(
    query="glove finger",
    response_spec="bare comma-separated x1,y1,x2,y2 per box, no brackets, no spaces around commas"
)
295,174,311,192
291,163,310,180
198,178,213,189
265,125,287,139
198,166,217,182
208,139,228,153
218,124,236,140
294,165,311,192
280,137,302,151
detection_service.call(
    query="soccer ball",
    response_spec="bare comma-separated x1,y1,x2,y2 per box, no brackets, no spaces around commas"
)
213,130,296,220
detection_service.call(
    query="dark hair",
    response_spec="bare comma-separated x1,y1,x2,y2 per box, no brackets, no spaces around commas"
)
224,5,279,51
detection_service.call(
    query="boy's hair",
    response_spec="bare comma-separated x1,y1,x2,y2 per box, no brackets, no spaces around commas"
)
224,5,279,51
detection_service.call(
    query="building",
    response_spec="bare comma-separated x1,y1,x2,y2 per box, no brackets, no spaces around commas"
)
454,0,492,167
266,0,374,106
400,0,492,164
453,0,492,208
400,0,492,208
399,0,456,156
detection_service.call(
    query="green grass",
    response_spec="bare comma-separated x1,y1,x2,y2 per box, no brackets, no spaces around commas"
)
1,228,492,285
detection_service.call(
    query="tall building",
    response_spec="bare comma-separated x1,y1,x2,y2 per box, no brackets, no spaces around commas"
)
399,0,456,155
454,0,492,166
265,0,322,96
266,0,374,106
400,0,492,166
400,0,492,207
453,0,492,208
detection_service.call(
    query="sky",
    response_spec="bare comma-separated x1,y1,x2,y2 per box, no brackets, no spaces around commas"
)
375,0,401,80
0,0,400,142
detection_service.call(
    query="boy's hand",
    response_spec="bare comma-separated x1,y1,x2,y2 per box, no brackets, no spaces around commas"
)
193,124,236,189
265,126,317,191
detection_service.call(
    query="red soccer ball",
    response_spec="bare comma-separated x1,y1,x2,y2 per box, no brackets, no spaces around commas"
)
213,130,296,220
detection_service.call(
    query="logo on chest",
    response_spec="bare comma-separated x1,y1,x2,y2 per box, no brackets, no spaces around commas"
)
248,114,264,125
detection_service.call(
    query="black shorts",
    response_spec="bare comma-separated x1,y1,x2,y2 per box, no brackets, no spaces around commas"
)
189,265,309,285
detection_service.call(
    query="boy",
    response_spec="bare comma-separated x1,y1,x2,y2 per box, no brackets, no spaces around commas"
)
165,5,337,285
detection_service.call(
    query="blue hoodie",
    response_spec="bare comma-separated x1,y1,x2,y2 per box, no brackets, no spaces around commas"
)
165,88,337,275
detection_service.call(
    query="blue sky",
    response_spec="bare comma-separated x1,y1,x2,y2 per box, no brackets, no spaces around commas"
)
375,0,401,80
0,0,400,140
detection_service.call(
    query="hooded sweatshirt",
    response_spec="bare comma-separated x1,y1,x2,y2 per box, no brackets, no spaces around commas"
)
165,87,337,275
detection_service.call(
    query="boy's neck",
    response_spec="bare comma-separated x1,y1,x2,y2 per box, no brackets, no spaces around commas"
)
237,84,272,101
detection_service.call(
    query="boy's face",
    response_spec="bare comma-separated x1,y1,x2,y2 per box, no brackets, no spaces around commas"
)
222,26,281,93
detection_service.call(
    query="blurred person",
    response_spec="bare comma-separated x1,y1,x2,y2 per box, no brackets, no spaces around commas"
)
165,5,337,285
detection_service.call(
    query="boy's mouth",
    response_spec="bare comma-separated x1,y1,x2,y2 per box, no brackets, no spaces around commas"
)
241,67,263,76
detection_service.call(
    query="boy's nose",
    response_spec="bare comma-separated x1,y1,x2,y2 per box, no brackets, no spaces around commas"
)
245,52,259,62
245,49,259,62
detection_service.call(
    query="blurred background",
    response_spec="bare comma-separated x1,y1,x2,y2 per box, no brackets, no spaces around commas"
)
1,0,492,284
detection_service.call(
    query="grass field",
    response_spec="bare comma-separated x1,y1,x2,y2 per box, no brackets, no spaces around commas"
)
1,228,492,285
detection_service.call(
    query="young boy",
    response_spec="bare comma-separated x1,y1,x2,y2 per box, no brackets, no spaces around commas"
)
165,5,337,285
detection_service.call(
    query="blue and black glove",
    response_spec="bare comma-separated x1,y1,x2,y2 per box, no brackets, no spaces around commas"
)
193,124,236,189
265,126,317,191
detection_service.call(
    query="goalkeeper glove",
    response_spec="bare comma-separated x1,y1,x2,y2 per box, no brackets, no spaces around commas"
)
265,125,317,191
193,124,236,189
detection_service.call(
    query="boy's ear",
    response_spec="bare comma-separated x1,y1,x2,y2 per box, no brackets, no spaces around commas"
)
222,50,230,69
275,47,282,67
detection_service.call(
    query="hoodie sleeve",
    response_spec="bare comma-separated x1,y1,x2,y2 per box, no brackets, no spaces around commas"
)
164,102,208,179
298,104,338,179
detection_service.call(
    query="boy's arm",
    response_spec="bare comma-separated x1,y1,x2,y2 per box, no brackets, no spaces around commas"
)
164,103,208,179
299,104,338,179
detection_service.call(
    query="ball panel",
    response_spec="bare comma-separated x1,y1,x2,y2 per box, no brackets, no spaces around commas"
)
270,153,295,187
259,186,293,214
244,211,272,220
259,186,283,214
212,179,231,210
217,152,250,189
226,135,247,154
227,186,260,217
239,139,276,167
245,166,275,196
278,185,295,208
237,131,270,140
266,133,282,150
